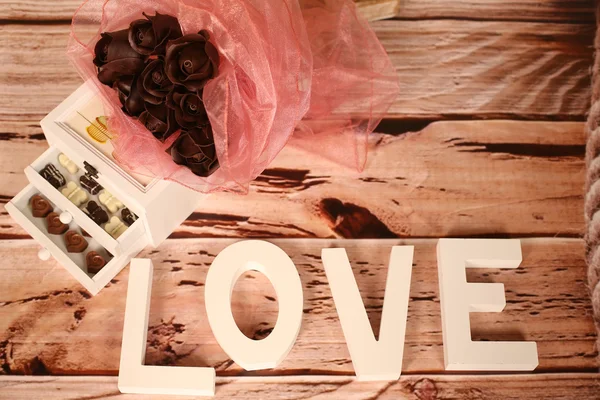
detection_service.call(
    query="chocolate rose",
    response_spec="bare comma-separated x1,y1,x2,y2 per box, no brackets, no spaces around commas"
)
129,12,182,56
165,30,220,91
139,103,179,142
170,126,219,177
94,29,146,87
137,59,173,105
166,87,208,128
116,76,145,117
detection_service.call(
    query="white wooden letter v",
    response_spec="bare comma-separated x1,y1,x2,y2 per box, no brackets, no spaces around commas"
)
322,246,414,381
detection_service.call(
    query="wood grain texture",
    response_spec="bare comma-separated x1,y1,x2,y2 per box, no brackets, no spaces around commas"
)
396,0,595,22
0,0,401,22
0,0,596,395
1,374,600,399
0,21,593,121
383,20,593,120
0,0,594,23
0,121,585,239
0,238,595,375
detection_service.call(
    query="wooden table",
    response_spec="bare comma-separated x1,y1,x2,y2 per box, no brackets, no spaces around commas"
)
0,0,599,398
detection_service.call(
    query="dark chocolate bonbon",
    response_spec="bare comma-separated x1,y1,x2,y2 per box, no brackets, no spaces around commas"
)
40,164,66,189
121,208,138,226
84,201,109,225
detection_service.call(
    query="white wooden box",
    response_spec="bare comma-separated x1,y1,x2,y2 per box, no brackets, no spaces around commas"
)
6,81,205,295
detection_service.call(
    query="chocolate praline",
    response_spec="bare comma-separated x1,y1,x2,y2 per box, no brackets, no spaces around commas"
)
65,231,88,253
30,194,53,218
46,212,69,235
121,208,138,226
86,251,107,274
84,201,109,226
40,164,66,189
80,174,103,195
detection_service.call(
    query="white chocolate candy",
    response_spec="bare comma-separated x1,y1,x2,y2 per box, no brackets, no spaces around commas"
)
58,153,79,174
99,190,124,213
105,216,127,239
61,181,88,206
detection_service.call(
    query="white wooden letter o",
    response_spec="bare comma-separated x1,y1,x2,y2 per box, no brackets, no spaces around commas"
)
205,240,304,371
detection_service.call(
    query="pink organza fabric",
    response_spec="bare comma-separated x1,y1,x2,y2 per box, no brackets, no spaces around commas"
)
68,0,398,193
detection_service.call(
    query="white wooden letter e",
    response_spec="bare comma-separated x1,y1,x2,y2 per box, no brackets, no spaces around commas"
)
437,238,538,371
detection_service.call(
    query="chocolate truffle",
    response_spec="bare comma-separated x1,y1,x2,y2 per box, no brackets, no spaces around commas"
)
121,208,138,226
40,164,66,189
65,231,88,253
86,251,107,274
30,194,53,218
46,212,69,235
84,201,109,225
80,174,103,195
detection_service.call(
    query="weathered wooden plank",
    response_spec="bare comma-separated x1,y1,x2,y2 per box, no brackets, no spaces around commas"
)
0,0,594,23
1,374,599,399
397,0,595,22
383,20,593,120
355,0,399,21
0,121,585,239
0,21,593,121
0,238,595,375
0,0,399,22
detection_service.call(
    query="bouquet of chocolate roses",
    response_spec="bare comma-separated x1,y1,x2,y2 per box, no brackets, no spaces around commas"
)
68,0,398,193
94,14,220,177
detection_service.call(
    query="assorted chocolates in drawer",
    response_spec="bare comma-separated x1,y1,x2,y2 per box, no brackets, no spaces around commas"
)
27,192,111,276
7,83,205,295
38,153,138,240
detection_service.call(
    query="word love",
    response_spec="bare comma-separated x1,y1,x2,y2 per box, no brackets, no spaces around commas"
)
118,239,539,396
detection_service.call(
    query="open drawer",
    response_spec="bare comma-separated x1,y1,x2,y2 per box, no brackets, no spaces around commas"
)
25,146,146,257
6,185,148,295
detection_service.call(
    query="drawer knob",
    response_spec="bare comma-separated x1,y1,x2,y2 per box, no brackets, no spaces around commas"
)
59,211,73,224
38,248,51,261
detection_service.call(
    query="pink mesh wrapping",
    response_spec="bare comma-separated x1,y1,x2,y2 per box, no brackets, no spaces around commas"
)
68,0,398,193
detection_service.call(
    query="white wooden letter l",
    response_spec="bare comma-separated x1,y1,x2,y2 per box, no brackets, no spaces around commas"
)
118,259,216,396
